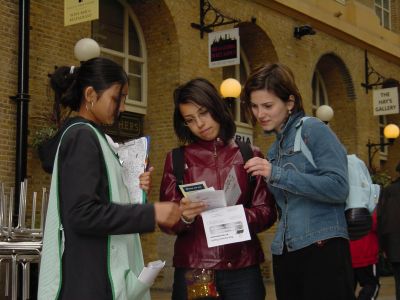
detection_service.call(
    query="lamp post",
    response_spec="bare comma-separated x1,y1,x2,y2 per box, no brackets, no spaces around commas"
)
367,123,400,170
219,78,241,110
316,105,334,123
74,38,100,62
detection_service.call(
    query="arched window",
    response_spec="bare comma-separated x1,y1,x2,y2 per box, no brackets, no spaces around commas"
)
312,70,328,116
222,51,250,125
92,0,147,114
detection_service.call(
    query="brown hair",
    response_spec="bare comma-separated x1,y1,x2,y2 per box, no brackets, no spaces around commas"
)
241,63,304,125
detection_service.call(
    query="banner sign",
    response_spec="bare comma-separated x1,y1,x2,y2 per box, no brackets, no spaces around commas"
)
64,0,99,26
235,132,253,145
208,28,240,68
373,87,399,116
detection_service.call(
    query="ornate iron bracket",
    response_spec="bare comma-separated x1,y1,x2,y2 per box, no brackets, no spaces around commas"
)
361,50,386,94
191,0,242,39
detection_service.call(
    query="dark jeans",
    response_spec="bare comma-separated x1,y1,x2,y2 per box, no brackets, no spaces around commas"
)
172,265,266,300
353,264,380,300
273,237,355,300
392,262,400,300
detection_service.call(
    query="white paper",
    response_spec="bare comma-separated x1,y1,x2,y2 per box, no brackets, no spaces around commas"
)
201,205,251,247
187,188,226,211
138,260,165,285
223,167,241,206
105,135,149,204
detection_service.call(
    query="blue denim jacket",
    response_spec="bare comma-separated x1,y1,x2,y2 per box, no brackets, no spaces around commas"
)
267,112,349,255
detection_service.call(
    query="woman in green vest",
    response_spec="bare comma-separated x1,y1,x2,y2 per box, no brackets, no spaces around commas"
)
38,57,181,300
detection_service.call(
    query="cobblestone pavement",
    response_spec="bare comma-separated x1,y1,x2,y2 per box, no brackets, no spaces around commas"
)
151,275,396,300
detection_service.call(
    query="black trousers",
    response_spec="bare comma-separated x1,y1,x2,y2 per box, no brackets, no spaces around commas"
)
353,264,380,300
273,237,355,300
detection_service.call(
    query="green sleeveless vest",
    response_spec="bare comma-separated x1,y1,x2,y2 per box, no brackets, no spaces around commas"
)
38,122,151,300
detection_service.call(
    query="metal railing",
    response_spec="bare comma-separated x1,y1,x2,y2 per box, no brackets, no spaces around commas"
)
0,180,48,300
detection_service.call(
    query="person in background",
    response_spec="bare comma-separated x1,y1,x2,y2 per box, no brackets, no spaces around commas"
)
159,78,277,300
38,57,181,300
241,63,355,300
350,210,380,300
378,162,400,300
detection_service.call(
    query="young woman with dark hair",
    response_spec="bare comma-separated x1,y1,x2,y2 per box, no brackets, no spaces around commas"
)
242,63,355,300
160,78,276,300
38,57,181,300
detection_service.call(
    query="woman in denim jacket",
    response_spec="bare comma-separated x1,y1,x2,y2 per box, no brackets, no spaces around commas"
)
241,63,355,300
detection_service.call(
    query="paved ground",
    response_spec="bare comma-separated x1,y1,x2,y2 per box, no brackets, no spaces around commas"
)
151,275,396,300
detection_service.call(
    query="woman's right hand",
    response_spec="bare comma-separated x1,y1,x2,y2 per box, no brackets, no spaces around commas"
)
180,197,207,223
244,157,272,179
154,202,181,227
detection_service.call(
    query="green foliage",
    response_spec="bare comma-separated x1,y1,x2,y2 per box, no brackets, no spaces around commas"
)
31,126,57,151
371,171,392,187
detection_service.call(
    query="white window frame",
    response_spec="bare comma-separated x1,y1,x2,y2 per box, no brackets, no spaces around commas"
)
312,70,329,116
375,0,391,30
379,115,388,160
94,0,148,114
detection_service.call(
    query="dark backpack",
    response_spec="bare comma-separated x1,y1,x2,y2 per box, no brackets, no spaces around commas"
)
172,140,255,190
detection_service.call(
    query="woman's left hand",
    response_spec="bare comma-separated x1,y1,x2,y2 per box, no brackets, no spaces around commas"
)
139,166,154,195
244,157,272,179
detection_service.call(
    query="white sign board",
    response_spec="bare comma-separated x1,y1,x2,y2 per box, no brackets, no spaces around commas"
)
373,87,399,116
208,28,240,68
64,0,99,26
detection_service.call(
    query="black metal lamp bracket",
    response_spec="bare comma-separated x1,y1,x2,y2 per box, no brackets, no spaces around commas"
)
361,50,386,94
191,0,243,39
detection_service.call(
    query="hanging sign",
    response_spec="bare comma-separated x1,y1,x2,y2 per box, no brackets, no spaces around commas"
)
235,132,253,145
208,28,240,68
373,87,399,116
64,0,99,26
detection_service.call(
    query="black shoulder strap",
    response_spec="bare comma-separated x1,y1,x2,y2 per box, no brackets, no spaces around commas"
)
235,140,253,163
172,146,185,187
235,140,256,184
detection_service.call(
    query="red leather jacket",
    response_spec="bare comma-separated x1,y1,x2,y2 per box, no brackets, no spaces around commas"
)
350,211,379,268
159,138,276,270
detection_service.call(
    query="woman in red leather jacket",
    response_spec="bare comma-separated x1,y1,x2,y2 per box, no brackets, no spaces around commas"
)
350,210,380,300
160,78,277,300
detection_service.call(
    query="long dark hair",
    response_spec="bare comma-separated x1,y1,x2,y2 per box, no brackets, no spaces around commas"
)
49,57,128,124
241,63,304,125
173,78,236,144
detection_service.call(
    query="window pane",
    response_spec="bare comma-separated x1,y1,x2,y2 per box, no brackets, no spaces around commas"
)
129,19,142,57
101,53,123,66
375,0,381,5
93,1,123,52
129,60,142,75
129,75,141,102
383,0,389,9
383,11,390,28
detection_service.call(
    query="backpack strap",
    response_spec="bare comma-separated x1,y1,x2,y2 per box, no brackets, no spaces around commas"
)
294,117,317,168
172,146,185,187
235,140,256,185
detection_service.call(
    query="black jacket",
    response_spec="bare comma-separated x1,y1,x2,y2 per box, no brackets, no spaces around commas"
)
377,178,400,262
40,117,155,299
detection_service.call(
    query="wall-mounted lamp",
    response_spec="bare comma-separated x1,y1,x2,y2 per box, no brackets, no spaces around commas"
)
316,105,334,124
294,25,316,39
367,123,400,170
220,78,241,109
74,38,101,62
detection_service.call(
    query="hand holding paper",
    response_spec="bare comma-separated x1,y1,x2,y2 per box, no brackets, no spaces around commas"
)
138,260,166,285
